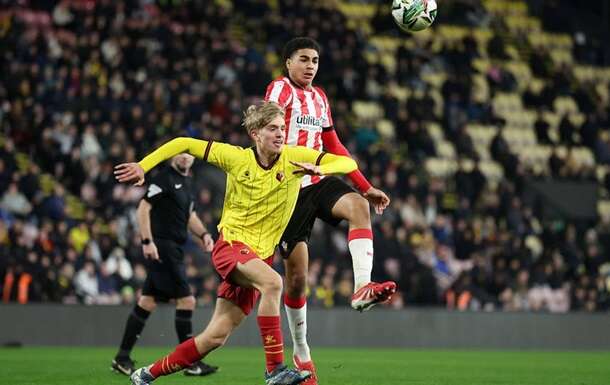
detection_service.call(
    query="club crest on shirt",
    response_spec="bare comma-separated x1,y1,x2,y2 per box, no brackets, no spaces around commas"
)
276,172,284,182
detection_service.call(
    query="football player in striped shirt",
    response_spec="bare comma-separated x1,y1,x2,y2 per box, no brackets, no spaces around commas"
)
115,101,357,385
265,37,397,384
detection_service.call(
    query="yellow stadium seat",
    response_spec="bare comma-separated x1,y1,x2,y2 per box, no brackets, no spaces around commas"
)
598,200,610,220
353,101,384,121
596,165,608,182
425,158,458,177
377,119,395,140
427,122,444,141
553,96,579,115
437,141,456,159
479,160,504,181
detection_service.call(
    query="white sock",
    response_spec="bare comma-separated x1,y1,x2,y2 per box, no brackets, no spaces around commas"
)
348,229,374,291
284,301,310,362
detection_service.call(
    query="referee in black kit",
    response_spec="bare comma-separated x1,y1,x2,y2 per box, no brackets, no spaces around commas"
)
111,153,218,377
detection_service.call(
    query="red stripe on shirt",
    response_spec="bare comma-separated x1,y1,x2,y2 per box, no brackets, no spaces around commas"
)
313,131,321,151
265,79,292,108
297,129,308,146
311,88,322,119
316,86,334,127
296,88,309,116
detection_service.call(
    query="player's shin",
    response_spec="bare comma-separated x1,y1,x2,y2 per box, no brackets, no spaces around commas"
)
175,309,193,343
117,305,151,358
348,228,374,290
258,315,285,373
284,294,310,362
149,338,202,378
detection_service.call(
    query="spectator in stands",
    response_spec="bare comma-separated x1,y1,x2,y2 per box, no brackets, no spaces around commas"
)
0,183,32,217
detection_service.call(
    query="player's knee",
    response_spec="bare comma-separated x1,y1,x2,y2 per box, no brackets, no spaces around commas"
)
177,296,196,310
286,271,307,296
354,195,370,215
348,195,370,222
260,272,283,296
138,296,157,312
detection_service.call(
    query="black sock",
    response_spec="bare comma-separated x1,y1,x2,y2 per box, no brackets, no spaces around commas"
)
117,305,151,358
175,309,193,343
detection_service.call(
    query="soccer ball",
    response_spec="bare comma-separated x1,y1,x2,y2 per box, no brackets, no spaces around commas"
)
392,0,438,32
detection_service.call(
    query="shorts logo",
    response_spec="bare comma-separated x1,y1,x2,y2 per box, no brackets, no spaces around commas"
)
276,172,284,182
240,248,250,255
281,241,288,251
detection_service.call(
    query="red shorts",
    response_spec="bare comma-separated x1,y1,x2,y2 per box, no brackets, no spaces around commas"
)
212,235,274,315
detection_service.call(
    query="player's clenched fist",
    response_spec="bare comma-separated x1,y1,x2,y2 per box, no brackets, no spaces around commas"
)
114,163,145,186
142,242,160,261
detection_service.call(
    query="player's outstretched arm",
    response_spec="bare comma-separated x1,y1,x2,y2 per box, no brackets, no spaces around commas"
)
138,137,207,172
321,128,390,213
114,137,209,185
321,128,373,192
291,151,357,176
317,153,357,175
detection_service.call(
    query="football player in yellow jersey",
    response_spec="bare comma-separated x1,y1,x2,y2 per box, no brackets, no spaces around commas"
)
115,101,357,385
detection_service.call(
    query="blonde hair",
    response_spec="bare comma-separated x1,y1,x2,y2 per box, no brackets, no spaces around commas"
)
242,101,285,134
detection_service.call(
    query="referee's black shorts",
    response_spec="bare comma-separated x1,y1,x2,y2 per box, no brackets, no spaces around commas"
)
279,176,356,258
142,239,191,301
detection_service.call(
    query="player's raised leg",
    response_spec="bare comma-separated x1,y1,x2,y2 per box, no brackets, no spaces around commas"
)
331,192,397,311
283,242,317,384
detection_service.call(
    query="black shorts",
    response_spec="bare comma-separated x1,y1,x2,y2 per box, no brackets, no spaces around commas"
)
142,239,191,301
279,176,356,258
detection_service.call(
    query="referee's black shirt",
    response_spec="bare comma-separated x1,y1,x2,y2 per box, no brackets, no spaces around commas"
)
143,166,195,245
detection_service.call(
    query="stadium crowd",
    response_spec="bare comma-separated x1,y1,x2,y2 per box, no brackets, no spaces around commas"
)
1,0,610,313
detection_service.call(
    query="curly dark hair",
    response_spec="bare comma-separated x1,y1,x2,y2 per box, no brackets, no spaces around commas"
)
282,37,321,62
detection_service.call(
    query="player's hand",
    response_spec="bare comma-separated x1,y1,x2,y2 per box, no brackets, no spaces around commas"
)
142,242,160,261
291,161,321,176
363,187,390,215
114,163,145,186
201,233,214,252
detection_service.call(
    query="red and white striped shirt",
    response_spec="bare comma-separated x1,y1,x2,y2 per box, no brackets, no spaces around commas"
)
265,76,333,187
264,76,372,193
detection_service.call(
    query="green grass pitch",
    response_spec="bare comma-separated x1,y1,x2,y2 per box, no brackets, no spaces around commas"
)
1,346,608,385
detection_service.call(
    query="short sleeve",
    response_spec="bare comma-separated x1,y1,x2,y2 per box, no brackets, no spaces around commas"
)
265,79,293,108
